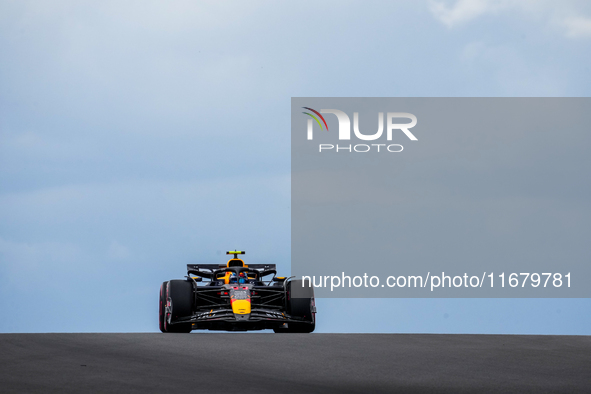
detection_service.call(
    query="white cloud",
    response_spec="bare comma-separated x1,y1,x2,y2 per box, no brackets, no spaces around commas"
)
429,0,591,39
562,16,591,38
429,0,507,28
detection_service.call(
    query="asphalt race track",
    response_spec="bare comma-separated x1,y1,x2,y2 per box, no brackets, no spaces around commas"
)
1,333,590,393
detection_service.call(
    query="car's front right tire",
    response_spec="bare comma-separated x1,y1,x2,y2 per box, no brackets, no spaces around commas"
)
159,281,168,333
160,280,193,333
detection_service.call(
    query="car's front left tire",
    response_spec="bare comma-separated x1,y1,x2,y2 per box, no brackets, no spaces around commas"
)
274,279,315,333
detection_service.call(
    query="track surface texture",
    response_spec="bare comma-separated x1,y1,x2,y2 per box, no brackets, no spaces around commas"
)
0,333,590,393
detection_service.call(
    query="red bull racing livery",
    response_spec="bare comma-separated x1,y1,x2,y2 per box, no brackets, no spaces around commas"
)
159,251,316,333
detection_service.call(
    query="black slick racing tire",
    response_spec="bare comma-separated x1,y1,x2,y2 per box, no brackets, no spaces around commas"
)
159,281,168,332
274,279,315,333
163,280,193,333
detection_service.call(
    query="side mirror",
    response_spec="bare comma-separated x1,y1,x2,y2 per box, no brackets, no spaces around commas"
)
190,276,203,282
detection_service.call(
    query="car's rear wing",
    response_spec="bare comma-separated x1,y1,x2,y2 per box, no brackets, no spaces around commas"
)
187,263,277,279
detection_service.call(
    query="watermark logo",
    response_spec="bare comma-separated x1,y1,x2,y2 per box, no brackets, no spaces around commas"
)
302,107,418,152
302,107,329,134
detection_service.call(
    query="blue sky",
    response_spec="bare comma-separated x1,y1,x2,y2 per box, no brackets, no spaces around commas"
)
1,0,590,333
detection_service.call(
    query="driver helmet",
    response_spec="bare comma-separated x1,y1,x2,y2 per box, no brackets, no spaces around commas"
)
238,272,247,284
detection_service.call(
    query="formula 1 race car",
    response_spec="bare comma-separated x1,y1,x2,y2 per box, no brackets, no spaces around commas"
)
159,251,316,333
